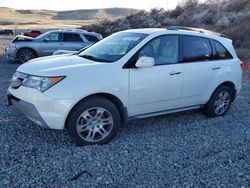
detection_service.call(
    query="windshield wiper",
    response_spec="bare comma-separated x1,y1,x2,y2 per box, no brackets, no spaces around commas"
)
79,54,113,63
80,55,97,61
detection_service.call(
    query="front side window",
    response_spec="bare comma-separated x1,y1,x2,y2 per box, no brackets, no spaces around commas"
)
46,33,63,42
63,33,83,42
213,40,232,59
138,35,179,65
78,32,148,63
182,36,212,62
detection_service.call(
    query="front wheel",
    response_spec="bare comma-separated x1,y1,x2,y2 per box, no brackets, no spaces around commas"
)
204,86,233,117
17,48,36,63
66,97,121,146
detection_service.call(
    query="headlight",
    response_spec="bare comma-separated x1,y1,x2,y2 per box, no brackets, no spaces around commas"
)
9,43,16,48
22,75,65,92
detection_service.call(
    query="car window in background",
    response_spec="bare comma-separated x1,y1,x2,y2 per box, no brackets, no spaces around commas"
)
182,36,212,62
139,35,179,65
78,32,148,63
46,33,63,42
213,40,232,59
63,33,83,42
84,34,99,42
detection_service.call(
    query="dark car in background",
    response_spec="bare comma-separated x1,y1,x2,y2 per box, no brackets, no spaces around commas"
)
0,29,15,35
23,30,42,38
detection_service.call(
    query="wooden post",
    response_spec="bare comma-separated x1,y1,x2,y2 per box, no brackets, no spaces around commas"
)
217,0,221,20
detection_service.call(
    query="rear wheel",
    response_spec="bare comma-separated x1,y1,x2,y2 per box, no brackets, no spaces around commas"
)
66,97,121,146
204,86,233,117
17,48,36,63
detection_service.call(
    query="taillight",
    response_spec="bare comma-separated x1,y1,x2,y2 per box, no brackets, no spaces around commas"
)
240,60,245,71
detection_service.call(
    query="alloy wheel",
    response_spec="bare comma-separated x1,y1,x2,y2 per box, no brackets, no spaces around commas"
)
76,107,114,143
213,90,230,115
19,50,35,63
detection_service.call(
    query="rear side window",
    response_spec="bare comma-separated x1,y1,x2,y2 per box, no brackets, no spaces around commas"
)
213,40,232,59
63,33,83,42
182,36,212,62
84,34,99,42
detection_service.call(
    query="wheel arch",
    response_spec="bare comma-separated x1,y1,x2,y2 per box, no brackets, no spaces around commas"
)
212,81,236,102
16,47,38,58
65,93,128,129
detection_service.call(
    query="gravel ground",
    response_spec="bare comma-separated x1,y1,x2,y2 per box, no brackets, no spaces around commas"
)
0,59,250,188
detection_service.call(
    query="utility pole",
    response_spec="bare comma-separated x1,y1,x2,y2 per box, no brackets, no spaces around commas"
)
217,0,221,20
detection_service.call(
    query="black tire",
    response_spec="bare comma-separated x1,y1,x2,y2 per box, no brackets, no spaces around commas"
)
204,85,233,117
17,48,36,64
66,97,121,146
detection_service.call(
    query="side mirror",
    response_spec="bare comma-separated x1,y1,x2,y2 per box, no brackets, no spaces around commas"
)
43,38,49,43
135,56,155,68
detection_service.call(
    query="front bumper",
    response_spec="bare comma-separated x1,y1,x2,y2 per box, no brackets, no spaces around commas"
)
5,47,17,60
7,92,49,128
8,86,75,130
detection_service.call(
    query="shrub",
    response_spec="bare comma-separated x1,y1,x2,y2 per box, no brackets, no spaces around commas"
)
82,0,250,47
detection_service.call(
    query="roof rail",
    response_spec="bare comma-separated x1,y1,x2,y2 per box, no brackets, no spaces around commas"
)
167,26,227,38
58,28,88,33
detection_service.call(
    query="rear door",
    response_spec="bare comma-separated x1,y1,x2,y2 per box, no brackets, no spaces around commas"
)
62,33,86,51
180,35,227,107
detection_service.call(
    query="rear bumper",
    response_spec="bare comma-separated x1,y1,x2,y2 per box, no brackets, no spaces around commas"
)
7,92,49,128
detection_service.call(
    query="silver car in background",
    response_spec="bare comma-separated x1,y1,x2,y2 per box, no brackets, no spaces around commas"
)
5,29,102,63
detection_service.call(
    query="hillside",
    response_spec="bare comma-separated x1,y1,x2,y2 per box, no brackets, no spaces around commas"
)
83,0,250,48
0,7,135,29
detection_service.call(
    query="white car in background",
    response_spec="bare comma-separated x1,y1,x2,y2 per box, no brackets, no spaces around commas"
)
8,26,244,146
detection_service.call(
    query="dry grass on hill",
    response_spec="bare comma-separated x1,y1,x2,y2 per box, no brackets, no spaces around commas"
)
0,7,134,30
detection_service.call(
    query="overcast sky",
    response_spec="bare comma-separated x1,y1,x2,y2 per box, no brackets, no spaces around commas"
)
0,0,183,10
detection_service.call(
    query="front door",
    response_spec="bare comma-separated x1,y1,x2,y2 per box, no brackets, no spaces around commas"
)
40,32,64,56
129,35,184,116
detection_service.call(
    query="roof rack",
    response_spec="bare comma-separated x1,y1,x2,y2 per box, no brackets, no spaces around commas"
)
58,28,88,33
167,26,227,38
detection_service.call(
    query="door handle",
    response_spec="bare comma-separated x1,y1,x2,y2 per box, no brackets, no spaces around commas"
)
212,66,221,70
169,71,182,76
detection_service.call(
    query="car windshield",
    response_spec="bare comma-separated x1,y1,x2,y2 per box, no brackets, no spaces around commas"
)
78,32,148,63
35,32,49,39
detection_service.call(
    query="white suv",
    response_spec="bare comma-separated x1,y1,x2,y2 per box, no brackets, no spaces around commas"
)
7,26,244,146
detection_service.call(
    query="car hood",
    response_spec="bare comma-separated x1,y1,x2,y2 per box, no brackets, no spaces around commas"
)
17,55,102,76
13,35,34,42
53,50,77,55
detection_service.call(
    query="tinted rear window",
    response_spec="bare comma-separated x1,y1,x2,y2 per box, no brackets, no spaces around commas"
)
213,40,232,59
84,34,99,42
182,36,212,62
63,33,83,42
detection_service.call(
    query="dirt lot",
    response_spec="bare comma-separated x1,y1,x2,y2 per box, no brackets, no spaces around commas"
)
0,57,250,187
0,35,13,56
